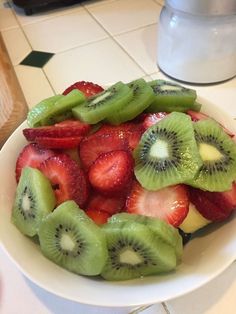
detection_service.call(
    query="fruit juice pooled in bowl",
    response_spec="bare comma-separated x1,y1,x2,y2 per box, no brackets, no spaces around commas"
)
11,78,236,282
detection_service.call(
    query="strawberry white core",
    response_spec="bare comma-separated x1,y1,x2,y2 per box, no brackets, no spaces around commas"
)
119,249,142,265
22,194,31,212
60,234,75,251
150,139,169,159
199,143,223,161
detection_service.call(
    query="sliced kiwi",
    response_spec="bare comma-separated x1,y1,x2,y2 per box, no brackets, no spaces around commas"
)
108,212,183,262
12,167,56,237
187,118,236,191
72,81,133,124
106,78,155,125
134,112,202,190
38,200,107,276
27,89,85,127
101,221,176,281
146,80,197,113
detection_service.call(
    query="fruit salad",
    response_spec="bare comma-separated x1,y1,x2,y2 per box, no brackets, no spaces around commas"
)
12,78,236,281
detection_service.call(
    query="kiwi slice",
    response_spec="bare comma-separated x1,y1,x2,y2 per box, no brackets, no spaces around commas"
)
72,81,133,124
147,80,197,113
108,213,183,262
106,78,155,125
27,89,85,127
38,200,107,276
101,221,176,281
12,167,56,237
134,112,202,190
187,118,236,191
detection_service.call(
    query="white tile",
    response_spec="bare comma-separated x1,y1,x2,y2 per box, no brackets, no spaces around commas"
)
88,0,162,35
115,24,159,75
44,38,145,93
83,0,117,9
22,8,109,53
1,27,31,65
14,65,55,109
0,7,18,30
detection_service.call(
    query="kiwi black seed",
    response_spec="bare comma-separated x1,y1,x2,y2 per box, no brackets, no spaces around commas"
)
187,118,236,191
38,200,107,276
12,167,56,237
101,221,176,281
134,112,202,190
72,81,133,124
147,79,198,113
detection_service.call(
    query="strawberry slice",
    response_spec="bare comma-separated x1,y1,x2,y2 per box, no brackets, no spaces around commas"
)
39,154,89,207
79,133,129,169
62,81,104,98
86,208,111,225
86,193,126,214
88,150,134,196
126,182,189,227
15,143,56,182
23,119,90,141
35,136,83,149
142,112,168,130
189,184,236,222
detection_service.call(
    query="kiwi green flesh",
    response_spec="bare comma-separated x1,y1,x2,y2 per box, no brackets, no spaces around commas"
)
108,213,183,262
38,201,107,276
134,112,202,191
106,78,155,125
101,221,176,281
12,167,56,237
147,80,197,113
186,118,236,191
72,81,133,124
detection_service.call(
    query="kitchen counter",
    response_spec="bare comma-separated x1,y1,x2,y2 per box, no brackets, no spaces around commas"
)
0,0,236,313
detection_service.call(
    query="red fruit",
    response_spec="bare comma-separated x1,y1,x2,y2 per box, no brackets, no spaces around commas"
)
39,154,89,207
15,143,55,182
79,133,129,169
142,112,168,129
126,182,189,227
189,185,236,222
23,119,90,141
86,208,111,225
88,150,134,196
62,81,104,98
35,136,83,149
86,193,126,215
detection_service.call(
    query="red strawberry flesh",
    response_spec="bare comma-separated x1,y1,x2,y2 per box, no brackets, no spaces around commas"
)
142,112,168,129
62,81,104,98
35,136,83,149
86,208,111,225
86,193,126,214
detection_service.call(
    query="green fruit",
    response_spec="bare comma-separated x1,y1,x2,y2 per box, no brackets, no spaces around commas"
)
12,167,56,237
38,200,108,276
134,112,202,190
106,78,155,125
147,80,197,113
101,221,176,281
72,81,133,124
187,118,236,191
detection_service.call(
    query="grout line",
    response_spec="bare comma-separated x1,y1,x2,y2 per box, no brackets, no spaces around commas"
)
162,302,171,314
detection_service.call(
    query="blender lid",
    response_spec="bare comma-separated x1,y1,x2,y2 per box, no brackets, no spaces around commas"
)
166,0,236,15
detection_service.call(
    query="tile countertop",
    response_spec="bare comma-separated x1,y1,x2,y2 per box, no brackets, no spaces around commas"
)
0,0,236,313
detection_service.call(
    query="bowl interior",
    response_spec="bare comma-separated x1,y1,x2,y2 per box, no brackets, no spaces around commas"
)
0,96,236,307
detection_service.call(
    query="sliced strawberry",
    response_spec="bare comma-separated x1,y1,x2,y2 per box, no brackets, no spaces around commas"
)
15,143,56,182
35,136,83,149
86,208,111,225
39,154,89,207
79,133,129,169
23,119,90,141
126,182,189,227
187,110,235,138
88,150,134,196
142,112,168,130
189,184,236,222
62,81,104,98
86,193,126,215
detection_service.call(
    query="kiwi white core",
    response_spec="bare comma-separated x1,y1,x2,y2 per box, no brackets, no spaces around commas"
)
161,85,181,91
91,91,111,105
22,194,31,212
150,139,169,159
119,249,142,265
60,234,75,251
199,143,223,161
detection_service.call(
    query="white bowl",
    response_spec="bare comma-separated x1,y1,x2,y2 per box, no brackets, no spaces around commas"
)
0,96,236,307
